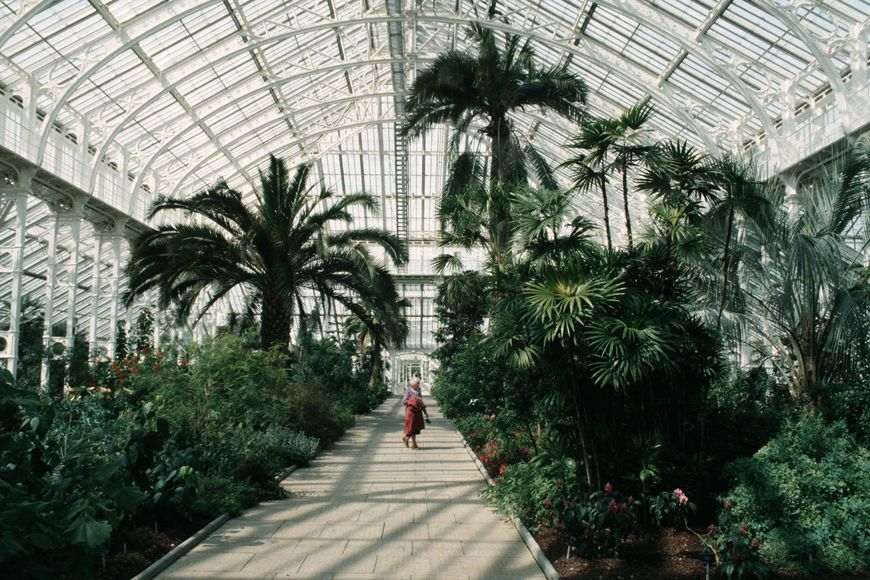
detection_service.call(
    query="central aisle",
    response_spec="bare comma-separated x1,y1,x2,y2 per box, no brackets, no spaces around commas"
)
158,396,546,579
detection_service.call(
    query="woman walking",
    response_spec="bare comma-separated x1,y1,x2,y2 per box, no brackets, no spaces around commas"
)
402,378,429,449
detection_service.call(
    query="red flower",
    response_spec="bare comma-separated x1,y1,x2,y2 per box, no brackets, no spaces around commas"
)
604,482,614,494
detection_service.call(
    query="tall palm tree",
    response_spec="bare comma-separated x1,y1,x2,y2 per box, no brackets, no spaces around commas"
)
704,156,774,331
404,22,586,273
403,23,587,190
126,155,408,351
564,117,621,252
565,102,655,252
612,102,656,251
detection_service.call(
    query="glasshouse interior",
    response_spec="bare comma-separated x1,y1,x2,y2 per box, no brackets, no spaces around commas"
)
1,0,869,578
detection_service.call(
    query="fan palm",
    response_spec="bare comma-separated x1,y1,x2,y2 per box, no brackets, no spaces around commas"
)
126,155,408,351
746,147,870,405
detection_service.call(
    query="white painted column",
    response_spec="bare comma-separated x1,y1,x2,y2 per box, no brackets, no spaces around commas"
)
106,223,127,359
62,216,82,359
39,214,60,390
0,165,35,378
87,233,104,360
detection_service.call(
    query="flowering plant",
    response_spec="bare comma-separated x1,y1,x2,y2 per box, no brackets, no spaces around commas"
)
649,487,696,528
704,499,770,579
543,480,640,558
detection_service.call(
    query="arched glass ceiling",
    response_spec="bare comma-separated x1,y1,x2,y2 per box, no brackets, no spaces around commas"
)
0,0,868,234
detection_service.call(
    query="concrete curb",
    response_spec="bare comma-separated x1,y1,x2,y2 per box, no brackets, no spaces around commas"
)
131,513,230,580
459,437,561,580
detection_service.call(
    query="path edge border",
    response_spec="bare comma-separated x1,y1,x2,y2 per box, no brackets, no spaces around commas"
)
132,463,302,580
131,513,230,580
458,436,561,580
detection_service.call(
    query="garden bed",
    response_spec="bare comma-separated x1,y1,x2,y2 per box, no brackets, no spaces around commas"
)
536,527,704,579
536,527,869,579
95,516,211,580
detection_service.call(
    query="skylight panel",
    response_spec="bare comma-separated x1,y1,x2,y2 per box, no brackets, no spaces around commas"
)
104,0,165,25
651,0,713,30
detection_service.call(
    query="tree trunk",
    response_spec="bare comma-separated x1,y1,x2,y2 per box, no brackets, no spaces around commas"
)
369,342,382,388
622,157,633,251
600,178,613,253
260,288,291,351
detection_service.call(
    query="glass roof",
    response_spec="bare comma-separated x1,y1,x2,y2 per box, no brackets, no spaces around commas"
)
0,0,868,238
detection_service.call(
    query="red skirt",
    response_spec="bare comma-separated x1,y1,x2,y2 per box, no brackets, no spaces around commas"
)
403,398,426,436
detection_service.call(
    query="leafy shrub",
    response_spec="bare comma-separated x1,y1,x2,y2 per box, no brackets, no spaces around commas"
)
722,414,870,574
821,380,870,446
458,412,535,477
432,333,505,419
706,500,771,580
191,473,262,516
483,458,576,532
368,383,391,409
556,482,641,558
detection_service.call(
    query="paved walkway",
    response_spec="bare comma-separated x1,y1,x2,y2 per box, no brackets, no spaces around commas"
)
158,396,546,579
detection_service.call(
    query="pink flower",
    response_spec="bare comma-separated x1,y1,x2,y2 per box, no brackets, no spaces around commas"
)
604,482,614,494
674,488,689,506
490,414,497,420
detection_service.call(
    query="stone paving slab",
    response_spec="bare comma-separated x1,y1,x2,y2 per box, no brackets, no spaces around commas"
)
158,397,545,579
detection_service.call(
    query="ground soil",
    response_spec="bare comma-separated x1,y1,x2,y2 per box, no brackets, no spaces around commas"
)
94,516,210,580
536,526,705,579
535,527,868,579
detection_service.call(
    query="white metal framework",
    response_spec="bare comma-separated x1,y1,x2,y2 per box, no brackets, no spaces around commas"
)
1,0,868,381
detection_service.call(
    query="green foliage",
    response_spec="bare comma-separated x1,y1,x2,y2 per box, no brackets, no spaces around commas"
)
649,488,696,528
0,329,366,577
820,379,870,446
708,502,771,580
126,155,407,350
483,457,577,533
722,415,870,573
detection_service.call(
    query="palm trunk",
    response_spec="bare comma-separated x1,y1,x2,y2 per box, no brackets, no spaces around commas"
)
717,205,735,332
486,115,513,270
600,178,613,253
260,288,291,351
369,342,382,388
622,157,633,251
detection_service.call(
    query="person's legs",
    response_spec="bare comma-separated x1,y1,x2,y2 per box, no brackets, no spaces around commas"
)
411,434,419,449
402,434,409,447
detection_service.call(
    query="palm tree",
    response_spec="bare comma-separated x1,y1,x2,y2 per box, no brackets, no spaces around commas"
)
745,148,870,406
403,23,587,191
612,102,656,251
565,102,655,252
345,292,410,388
564,117,621,252
126,155,408,351
405,22,586,274
704,156,774,331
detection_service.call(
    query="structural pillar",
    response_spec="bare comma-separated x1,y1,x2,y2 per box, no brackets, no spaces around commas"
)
39,212,60,389
40,196,86,390
87,233,105,360
0,165,36,378
106,224,126,360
